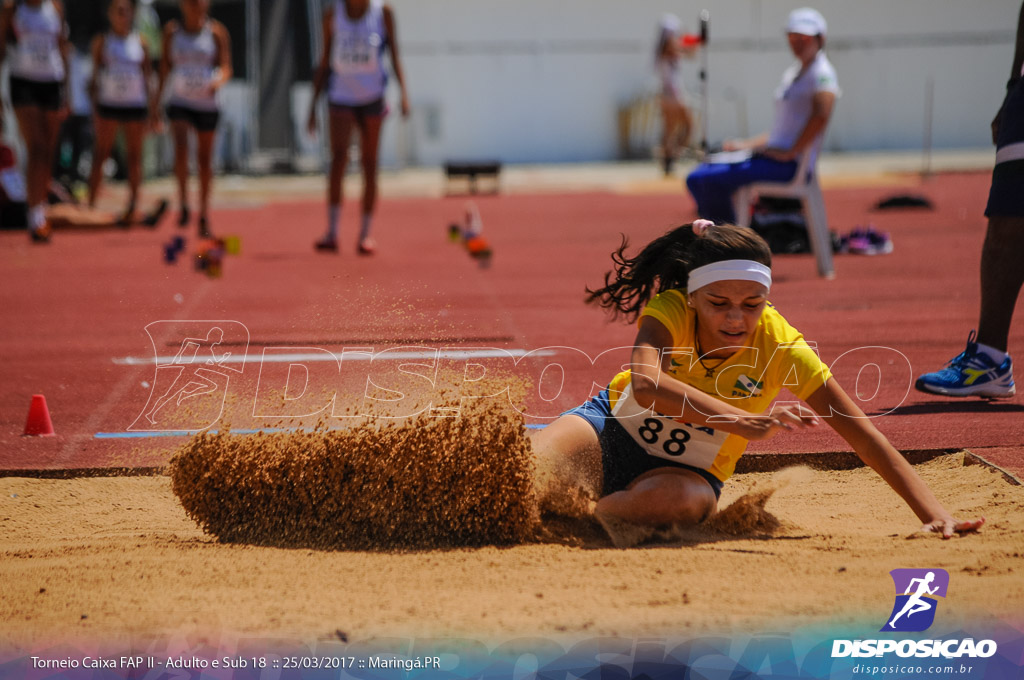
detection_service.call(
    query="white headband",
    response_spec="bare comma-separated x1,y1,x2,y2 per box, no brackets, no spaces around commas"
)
687,259,772,292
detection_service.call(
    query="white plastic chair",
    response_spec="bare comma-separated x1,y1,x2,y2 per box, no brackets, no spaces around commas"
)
732,144,834,279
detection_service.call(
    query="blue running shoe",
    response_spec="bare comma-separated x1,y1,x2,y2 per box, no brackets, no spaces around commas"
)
915,331,1016,398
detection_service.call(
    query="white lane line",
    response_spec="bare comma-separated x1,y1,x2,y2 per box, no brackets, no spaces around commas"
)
112,348,557,366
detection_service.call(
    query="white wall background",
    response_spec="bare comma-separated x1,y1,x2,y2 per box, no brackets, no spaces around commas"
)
360,0,1018,166
11,1,1013,173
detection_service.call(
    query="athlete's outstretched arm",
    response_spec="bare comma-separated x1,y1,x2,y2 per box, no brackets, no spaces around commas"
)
630,317,820,440
805,378,985,538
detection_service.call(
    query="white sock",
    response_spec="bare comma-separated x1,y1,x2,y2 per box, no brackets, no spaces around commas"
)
976,342,1008,364
30,204,46,229
359,213,372,241
327,205,340,239
464,202,482,237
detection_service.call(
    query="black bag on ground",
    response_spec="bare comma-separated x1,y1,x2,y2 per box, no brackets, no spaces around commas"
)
749,197,811,254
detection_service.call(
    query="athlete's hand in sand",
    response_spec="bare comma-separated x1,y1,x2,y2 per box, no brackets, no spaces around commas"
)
712,405,820,441
920,516,985,540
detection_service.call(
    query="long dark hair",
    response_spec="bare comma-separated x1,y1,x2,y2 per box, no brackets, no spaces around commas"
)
585,222,772,322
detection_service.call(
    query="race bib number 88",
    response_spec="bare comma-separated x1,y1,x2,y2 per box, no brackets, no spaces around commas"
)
610,384,727,469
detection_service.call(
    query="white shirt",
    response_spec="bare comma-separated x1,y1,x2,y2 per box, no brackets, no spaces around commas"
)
9,0,65,82
97,32,148,108
766,50,840,162
327,0,389,106
167,22,219,111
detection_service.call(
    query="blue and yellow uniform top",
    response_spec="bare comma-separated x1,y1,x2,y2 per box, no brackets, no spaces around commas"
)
605,289,832,482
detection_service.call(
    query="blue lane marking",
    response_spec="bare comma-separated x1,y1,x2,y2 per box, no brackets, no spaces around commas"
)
94,431,196,438
95,423,549,439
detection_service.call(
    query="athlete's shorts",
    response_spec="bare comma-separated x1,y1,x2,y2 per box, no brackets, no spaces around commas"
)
166,104,220,133
329,98,387,125
97,104,148,123
8,76,64,111
562,388,724,498
986,79,1024,218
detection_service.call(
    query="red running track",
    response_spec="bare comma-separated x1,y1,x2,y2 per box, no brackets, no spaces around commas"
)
1,170,1021,478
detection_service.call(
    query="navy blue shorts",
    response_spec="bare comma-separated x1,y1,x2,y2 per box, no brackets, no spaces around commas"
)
97,104,148,123
166,104,220,133
9,76,64,111
986,79,1024,218
563,388,725,498
330,98,387,126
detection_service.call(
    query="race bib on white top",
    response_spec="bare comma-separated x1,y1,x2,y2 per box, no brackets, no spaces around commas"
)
99,63,147,105
22,34,53,66
609,384,728,470
11,34,62,80
332,32,382,75
172,65,213,101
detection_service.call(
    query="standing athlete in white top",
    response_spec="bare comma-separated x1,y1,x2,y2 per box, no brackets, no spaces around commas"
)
307,0,409,255
654,14,695,176
0,0,69,242
88,0,158,225
155,0,231,238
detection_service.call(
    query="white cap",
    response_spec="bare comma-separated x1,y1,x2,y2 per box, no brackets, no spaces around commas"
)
659,13,682,34
787,8,827,37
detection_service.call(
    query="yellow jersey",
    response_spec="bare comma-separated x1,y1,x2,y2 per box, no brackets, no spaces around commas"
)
606,288,831,481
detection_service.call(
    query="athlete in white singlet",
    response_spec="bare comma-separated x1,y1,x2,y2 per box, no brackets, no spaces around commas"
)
0,0,69,242
307,0,409,255
654,14,694,176
88,0,160,224
156,0,231,238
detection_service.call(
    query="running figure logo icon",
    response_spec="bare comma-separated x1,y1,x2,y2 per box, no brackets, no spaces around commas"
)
881,568,949,632
129,321,249,432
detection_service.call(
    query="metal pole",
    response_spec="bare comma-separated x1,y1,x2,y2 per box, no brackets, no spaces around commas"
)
699,9,710,156
922,76,934,179
306,0,325,162
306,0,323,68
244,0,260,171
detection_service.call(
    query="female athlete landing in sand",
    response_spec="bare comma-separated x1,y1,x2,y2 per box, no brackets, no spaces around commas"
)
531,220,985,544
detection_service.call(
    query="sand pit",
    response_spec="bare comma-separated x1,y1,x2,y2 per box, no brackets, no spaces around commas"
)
1,450,1021,650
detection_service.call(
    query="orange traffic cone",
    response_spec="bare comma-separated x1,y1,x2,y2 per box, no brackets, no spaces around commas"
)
23,394,55,436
